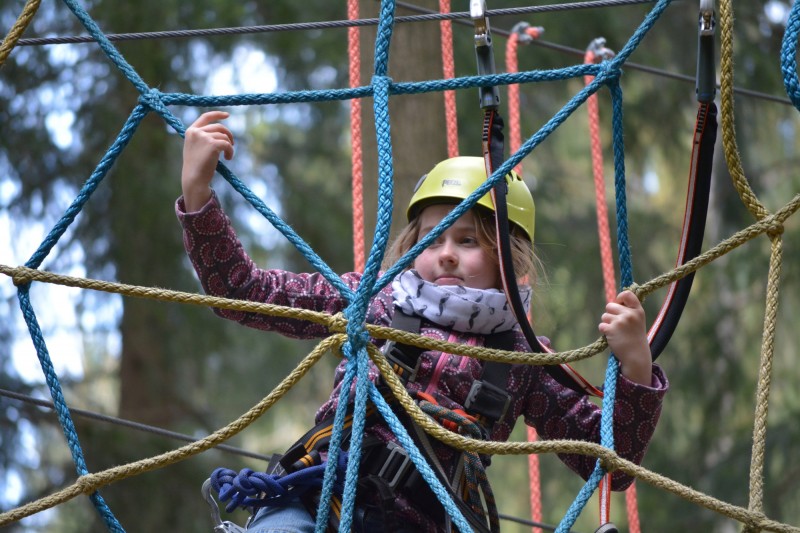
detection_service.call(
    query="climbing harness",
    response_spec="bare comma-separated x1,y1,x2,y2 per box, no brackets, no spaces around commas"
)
203,305,520,533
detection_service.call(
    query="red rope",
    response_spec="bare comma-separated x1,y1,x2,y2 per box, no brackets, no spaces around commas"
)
584,48,617,305
439,0,459,158
348,0,364,272
505,26,544,533
505,26,542,176
626,481,642,533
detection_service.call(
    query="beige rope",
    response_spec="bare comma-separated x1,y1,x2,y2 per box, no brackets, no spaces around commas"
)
718,0,770,221
366,343,800,533
0,334,343,525
717,0,791,528
0,0,41,68
1,188,799,529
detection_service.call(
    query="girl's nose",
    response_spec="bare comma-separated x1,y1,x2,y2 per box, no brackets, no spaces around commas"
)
438,240,458,264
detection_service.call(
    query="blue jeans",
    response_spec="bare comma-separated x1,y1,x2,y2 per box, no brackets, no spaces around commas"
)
246,499,316,533
246,497,423,532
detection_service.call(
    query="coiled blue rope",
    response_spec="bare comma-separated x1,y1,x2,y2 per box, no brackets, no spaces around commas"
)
210,454,347,513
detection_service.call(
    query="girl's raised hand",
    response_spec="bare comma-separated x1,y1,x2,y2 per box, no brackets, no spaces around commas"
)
599,290,653,386
181,111,234,212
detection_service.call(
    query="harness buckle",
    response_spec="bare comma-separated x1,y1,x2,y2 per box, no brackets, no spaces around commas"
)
464,379,511,425
382,340,421,383
376,441,414,491
470,0,500,109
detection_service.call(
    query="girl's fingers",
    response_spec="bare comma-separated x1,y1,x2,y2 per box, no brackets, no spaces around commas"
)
198,123,234,142
616,290,640,308
193,110,230,128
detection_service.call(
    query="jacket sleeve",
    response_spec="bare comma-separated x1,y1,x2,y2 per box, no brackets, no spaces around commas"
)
176,192,369,338
523,363,669,490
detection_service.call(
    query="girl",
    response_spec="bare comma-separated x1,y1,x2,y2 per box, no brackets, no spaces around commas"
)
177,111,668,533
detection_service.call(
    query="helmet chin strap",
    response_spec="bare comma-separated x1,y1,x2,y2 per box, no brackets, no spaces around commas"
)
481,108,602,398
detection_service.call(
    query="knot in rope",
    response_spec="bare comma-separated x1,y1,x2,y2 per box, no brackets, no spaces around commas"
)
328,312,349,333
595,61,622,85
596,447,624,474
138,89,169,116
766,220,784,238
342,308,371,355
624,282,644,301
75,474,96,495
210,455,347,513
10,266,34,287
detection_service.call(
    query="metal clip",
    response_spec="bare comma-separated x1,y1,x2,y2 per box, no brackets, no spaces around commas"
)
699,0,715,36
586,37,615,62
471,0,500,109
377,441,414,490
511,22,544,45
202,479,248,533
696,0,716,102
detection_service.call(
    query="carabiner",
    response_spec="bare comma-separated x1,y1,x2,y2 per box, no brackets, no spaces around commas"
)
696,0,716,102
586,37,615,63
511,21,544,45
471,0,500,109
699,0,715,35
202,479,248,533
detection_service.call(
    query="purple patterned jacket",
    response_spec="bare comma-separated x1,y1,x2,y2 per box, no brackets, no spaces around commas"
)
177,194,668,531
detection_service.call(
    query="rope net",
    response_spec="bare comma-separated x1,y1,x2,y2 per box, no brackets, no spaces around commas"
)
1,0,799,531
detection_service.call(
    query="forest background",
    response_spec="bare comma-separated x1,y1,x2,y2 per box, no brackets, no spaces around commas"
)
1,0,799,531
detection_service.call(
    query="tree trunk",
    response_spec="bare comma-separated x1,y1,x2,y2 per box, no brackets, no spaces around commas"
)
358,0,449,249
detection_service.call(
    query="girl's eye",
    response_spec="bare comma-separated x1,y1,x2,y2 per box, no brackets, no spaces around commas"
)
461,236,478,246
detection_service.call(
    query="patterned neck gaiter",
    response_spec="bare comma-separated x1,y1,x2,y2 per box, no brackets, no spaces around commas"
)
391,270,530,335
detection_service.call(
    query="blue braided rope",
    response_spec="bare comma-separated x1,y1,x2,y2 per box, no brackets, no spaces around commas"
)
157,66,604,109
313,358,357,532
18,103,149,532
555,55,635,533
17,287,124,532
319,2,400,530
213,161,353,299
331,342,371,532
61,0,149,95
781,0,800,110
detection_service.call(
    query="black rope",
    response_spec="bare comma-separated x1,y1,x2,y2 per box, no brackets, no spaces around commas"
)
0,387,275,463
13,1,790,106
15,0,656,47
396,0,794,106
498,512,582,532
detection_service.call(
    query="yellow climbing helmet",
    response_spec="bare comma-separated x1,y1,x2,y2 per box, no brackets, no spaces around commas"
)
407,156,535,242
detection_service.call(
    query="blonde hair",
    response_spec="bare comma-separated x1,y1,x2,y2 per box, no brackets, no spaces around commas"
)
383,206,538,287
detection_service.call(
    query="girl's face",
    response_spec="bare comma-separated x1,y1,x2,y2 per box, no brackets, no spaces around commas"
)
413,204,499,290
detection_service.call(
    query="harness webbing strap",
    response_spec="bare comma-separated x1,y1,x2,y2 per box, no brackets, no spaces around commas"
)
482,109,604,398
386,308,518,429
647,101,717,359
464,330,516,426
381,310,424,382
